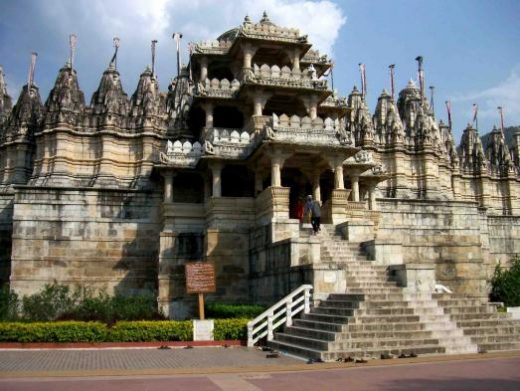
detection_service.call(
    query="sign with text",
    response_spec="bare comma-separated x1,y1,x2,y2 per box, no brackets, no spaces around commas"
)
185,262,216,294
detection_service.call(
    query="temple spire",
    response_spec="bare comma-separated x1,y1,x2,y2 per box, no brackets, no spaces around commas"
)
415,55,424,99
389,64,395,100
429,85,435,118
497,106,505,132
0,66,6,95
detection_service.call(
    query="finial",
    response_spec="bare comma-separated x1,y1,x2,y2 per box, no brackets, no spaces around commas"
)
243,15,252,25
27,52,38,88
260,11,271,23
151,39,158,76
110,37,120,70
68,33,77,69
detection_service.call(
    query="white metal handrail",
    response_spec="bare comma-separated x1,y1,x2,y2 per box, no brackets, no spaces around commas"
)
247,284,313,347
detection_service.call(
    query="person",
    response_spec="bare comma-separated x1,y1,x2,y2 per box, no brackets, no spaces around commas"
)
296,197,305,224
304,195,321,234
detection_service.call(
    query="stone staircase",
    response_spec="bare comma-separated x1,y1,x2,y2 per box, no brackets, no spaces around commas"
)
268,224,520,361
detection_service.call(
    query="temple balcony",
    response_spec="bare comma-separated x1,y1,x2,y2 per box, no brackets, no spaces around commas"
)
266,113,354,147
193,40,232,55
194,78,240,99
243,64,328,91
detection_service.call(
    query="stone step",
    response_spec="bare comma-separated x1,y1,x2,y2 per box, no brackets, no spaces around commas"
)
293,318,345,332
437,299,486,307
274,332,331,351
320,344,447,361
268,340,324,360
283,326,337,341
477,342,520,352
331,337,441,351
448,313,505,321
340,330,436,340
463,326,520,335
456,318,519,328
469,334,520,344
345,322,426,333
302,312,353,324
313,306,355,316
441,305,494,315
351,314,421,324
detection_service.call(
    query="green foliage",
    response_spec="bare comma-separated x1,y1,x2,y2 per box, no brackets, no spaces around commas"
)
107,321,193,342
65,291,163,324
490,256,520,307
0,319,249,343
21,283,79,321
0,286,19,321
0,321,107,343
206,302,265,319
214,318,248,340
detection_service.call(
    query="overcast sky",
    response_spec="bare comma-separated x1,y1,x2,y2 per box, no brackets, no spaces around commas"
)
1,0,519,141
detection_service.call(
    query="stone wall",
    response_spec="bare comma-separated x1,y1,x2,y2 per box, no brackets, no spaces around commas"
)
9,187,162,297
378,199,488,296
0,192,13,286
487,216,520,268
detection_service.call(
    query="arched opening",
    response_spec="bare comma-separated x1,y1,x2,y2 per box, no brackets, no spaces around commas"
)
263,94,307,117
252,48,292,68
208,61,235,80
187,105,205,140
172,172,204,203
214,105,244,128
221,165,254,197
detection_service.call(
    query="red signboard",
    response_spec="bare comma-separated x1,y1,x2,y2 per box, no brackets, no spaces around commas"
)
185,262,216,294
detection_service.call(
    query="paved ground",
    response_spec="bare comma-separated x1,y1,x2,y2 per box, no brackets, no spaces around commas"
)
0,348,519,390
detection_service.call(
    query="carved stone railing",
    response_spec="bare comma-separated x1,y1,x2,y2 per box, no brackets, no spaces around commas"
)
248,64,328,90
301,49,330,65
204,127,262,159
159,140,203,168
247,284,313,347
195,78,240,98
194,40,233,55
266,113,353,146
320,94,348,108
241,23,305,44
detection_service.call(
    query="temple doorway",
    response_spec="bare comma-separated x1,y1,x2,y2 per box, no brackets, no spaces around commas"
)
281,168,312,219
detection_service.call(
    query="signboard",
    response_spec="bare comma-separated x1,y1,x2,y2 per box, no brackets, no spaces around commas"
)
185,262,216,294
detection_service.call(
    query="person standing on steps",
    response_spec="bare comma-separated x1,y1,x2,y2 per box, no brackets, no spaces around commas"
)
304,195,321,235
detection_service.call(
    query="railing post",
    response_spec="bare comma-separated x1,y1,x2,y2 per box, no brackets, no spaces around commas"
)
286,299,293,327
247,323,254,347
267,311,274,341
304,287,311,314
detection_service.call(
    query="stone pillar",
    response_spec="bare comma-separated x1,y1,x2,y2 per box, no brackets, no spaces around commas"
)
334,164,345,190
202,102,214,128
351,175,360,202
163,172,174,203
312,171,321,202
253,93,270,117
210,162,223,197
242,43,257,71
291,49,301,73
204,173,211,201
269,151,288,187
302,96,318,120
368,186,377,210
200,56,208,81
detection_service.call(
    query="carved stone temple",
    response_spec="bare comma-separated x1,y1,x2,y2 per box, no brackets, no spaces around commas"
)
1,14,520,355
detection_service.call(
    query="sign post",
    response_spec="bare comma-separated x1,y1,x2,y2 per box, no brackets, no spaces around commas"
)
185,262,216,340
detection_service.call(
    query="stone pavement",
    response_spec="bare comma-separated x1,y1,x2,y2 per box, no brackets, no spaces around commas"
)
0,351,519,391
0,346,301,375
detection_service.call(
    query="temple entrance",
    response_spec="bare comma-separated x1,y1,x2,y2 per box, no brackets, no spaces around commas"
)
281,168,312,219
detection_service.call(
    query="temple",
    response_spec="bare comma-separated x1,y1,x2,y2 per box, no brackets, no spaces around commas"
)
1,13,519,358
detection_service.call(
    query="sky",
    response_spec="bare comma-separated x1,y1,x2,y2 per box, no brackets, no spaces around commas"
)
0,0,519,141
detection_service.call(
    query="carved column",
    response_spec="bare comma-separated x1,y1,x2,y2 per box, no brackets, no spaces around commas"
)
210,161,223,197
200,56,208,82
242,43,257,71
269,150,289,187
253,92,270,117
163,172,174,203
312,171,321,202
368,186,377,210
302,96,318,120
202,102,214,128
351,175,360,202
290,48,301,73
